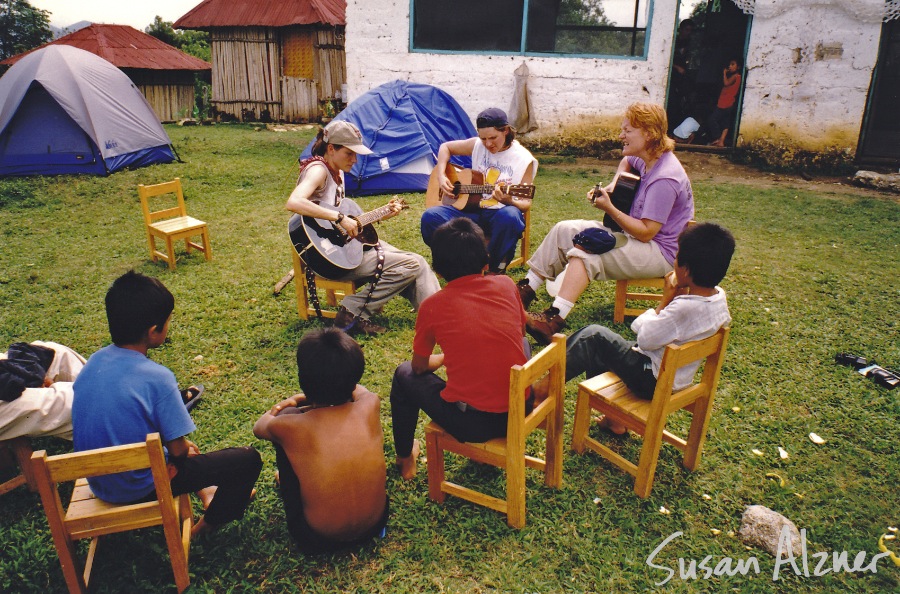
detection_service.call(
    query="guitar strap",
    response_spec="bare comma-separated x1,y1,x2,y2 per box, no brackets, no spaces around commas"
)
305,242,386,329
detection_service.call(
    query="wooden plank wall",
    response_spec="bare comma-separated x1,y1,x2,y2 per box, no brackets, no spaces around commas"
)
125,70,197,123
281,77,318,122
211,27,282,121
313,29,346,101
208,26,346,123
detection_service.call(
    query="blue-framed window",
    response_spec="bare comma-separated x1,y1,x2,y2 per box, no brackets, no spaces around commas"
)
411,0,650,57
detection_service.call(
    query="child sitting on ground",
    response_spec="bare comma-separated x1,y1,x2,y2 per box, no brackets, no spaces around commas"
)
253,328,388,554
73,271,262,537
537,222,734,434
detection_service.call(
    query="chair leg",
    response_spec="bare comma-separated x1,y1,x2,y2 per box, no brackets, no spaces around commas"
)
184,237,193,254
162,499,191,593
633,417,667,498
571,391,591,454
425,430,446,503
543,400,564,488
506,452,526,529
682,397,712,471
147,233,159,263
201,229,212,261
613,280,628,324
165,236,176,270
11,438,37,491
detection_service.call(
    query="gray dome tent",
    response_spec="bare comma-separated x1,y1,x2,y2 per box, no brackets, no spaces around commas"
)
0,45,175,176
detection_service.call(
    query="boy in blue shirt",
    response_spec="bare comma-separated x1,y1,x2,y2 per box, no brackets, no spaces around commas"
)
73,271,261,536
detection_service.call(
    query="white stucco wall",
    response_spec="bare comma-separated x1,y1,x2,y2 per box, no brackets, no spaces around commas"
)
345,0,680,132
345,1,884,150
740,3,882,149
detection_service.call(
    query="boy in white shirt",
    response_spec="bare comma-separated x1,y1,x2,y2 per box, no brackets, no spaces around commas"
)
539,222,734,434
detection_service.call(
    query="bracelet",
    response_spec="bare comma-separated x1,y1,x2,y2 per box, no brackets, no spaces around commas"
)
334,213,344,225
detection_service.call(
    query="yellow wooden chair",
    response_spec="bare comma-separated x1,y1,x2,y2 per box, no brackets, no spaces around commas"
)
425,334,565,529
291,248,362,320
612,220,696,324
0,437,37,496
138,178,211,270
31,433,193,593
571,327,729,498
507,208,531,269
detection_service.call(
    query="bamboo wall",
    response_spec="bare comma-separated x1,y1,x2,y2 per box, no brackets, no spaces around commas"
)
209,26,345,123
126,69,197,123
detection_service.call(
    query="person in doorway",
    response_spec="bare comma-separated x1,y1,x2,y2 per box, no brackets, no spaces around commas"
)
706,58,742,147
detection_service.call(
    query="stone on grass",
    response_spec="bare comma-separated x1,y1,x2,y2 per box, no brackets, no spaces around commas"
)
853,171,900,193
739,505,801,558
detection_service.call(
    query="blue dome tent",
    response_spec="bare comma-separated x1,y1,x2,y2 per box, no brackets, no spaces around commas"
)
0,45,175,177
300,80,476,196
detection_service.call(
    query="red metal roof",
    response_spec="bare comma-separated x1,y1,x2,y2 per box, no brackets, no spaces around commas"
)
174,0,346,29
1,24,211,70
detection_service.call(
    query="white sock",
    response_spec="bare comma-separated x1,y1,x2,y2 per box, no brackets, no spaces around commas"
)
526,270,544,292
551,297,575,319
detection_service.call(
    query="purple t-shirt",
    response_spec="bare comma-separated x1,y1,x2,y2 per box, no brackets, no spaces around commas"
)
626,152,695,264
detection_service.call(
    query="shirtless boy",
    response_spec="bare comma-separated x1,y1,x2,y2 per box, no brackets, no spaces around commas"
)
253,328,388,554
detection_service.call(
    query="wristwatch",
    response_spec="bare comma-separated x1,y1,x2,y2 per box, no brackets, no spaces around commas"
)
334,213,345,225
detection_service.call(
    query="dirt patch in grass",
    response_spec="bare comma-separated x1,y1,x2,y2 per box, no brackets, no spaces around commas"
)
539,150,898,201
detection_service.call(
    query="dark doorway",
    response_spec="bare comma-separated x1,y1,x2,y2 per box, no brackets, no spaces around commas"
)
666,0,751,147
858,19,900,166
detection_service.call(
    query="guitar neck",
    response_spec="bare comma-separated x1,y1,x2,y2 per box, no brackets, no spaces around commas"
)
354,203,396,227
456,184,495,194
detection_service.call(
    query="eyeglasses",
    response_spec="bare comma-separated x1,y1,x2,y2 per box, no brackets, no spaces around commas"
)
476,116,508,129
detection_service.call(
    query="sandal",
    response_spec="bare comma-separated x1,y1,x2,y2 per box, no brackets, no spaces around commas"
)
835,353,874,370
180,384,204,412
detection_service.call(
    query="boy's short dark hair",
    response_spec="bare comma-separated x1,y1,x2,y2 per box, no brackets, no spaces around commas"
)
430,218,488,281
296,328,364,405
105,270,175,346
677,222,735,288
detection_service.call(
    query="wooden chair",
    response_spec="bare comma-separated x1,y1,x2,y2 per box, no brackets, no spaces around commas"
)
507,208,531,269
0,437,37,496
612,220,696,324
571,327,730,498
425,333,566,529
31,433,192,593
138,178,211,270
291,248,362,320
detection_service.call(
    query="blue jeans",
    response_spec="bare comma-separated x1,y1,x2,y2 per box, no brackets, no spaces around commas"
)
420,205,525,271
565,325,657,399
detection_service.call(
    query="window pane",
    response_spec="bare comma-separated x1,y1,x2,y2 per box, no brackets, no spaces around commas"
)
526,0,648,56
413,0,523,52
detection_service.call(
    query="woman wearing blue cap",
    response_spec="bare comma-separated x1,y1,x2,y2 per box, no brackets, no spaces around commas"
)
420,108,537,274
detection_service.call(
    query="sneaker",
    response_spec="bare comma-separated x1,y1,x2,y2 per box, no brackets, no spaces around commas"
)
516,279,536,309
334,306,387,336
525,307,565,344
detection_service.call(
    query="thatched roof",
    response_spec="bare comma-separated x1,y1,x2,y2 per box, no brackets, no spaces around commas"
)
1,24,210,71
174,0,346,29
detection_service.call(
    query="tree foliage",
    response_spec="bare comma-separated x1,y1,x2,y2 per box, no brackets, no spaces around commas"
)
145,15,210,62
0,0,52,61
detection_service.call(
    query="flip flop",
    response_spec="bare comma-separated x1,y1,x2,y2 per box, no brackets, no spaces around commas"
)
180,384,204,412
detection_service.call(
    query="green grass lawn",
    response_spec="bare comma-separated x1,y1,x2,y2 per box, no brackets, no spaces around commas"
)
1,124,898,593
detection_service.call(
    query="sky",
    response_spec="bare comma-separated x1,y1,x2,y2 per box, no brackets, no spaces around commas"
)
30,0,202,30
31,0,706,31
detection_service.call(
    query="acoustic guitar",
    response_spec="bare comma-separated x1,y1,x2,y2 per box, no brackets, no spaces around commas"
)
288,197,407,279
593,171,640,232
425,163,536,212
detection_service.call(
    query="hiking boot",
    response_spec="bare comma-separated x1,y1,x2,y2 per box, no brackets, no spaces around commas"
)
334,306,387,336
516,279,536,309
525,307,565,344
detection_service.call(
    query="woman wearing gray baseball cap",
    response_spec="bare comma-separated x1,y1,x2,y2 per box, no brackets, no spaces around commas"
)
286,120,439,336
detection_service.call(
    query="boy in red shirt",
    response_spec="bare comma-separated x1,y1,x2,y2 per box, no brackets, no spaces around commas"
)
390,218,529,479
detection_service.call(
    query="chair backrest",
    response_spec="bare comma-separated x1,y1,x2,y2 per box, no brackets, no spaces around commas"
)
138,178,188,226
31,433,180,537
652,327,730,415
508,334,566,434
